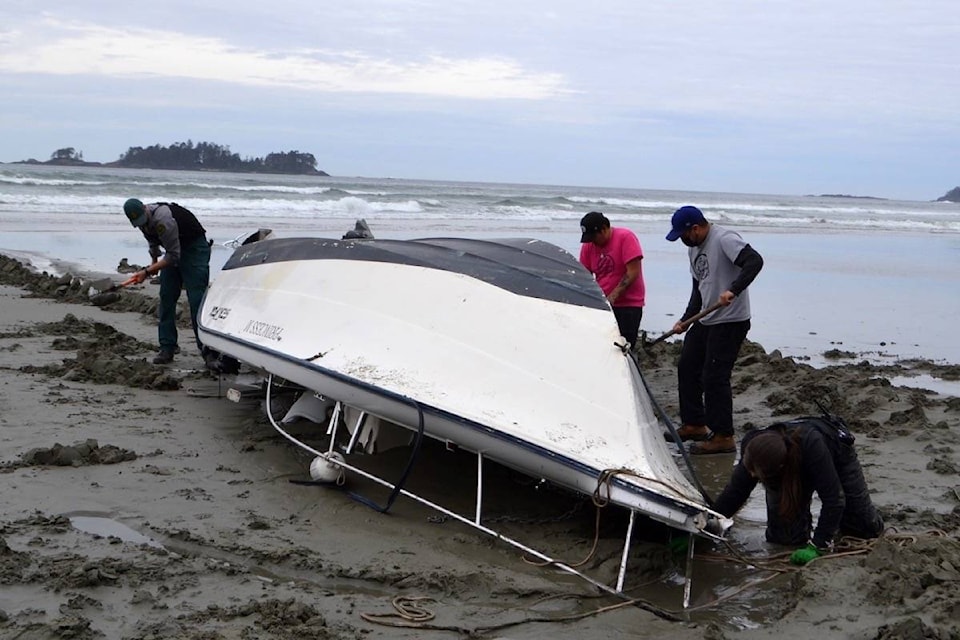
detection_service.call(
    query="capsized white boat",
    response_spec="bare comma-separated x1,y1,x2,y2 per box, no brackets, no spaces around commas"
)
198,233,728,593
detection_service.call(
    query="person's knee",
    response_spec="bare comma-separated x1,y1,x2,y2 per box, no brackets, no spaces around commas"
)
841,508,884,539
702,362,734,387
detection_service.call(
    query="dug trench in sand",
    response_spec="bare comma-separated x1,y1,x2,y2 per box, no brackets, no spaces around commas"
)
0,252,958,640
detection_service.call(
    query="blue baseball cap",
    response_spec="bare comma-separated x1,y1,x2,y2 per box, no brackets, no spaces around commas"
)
666,205,707,241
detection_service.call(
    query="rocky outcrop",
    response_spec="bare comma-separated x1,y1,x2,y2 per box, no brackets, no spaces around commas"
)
936,187,960,202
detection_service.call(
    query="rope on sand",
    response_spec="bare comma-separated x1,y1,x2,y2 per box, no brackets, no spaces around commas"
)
677,528,952,611
359,592,680,635
360,596,438,627
358,530,952,633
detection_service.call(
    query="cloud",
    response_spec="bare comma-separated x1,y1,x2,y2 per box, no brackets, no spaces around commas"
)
0,18,569,100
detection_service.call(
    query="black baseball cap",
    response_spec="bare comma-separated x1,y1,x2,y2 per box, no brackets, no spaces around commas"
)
579,211,609,243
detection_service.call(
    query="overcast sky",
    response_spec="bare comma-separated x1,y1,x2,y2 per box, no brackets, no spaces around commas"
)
2,1,958,200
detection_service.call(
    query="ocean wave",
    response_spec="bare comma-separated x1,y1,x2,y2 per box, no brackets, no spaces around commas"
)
2,166,958,233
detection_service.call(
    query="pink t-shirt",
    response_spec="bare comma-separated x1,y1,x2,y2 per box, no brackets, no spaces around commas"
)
579,227,646,307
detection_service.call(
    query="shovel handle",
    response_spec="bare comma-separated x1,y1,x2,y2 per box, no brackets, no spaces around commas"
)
648,300,725,346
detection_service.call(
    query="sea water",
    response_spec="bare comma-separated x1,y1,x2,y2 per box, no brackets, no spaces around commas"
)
2,163,959,367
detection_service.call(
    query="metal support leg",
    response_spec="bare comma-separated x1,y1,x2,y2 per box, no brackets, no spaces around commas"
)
344,410,367,454
326,401,342,437
683,533,695,613
475,451,484,525
615,509,637,592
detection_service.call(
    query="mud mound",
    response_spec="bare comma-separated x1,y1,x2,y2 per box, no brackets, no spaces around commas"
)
12,313,182,389
864,536,960,636
0,254,193,327
3,439,137,470
875,616,957,640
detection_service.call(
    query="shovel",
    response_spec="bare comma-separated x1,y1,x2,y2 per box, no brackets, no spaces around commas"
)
87,273,142,305
101,273,142,294
642,301,724,351
104,273,143,293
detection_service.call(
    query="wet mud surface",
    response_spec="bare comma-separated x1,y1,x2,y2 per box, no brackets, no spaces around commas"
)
1,253,958,639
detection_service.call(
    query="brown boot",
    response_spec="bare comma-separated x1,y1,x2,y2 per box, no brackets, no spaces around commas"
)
689,433,737,455
663,424,710,443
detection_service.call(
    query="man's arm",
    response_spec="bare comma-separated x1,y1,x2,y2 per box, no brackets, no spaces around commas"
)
154,206,182,268
680,278,702,323
729,244,763,296
607,257,640,303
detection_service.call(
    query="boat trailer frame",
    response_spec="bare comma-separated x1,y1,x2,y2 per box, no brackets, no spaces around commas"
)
236,373,704,605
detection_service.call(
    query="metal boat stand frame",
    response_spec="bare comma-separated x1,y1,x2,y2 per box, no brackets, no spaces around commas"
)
253,373,700,606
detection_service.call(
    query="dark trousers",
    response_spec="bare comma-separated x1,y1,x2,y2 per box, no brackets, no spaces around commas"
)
613,306,643,348
158,237,210,353
764,446,884,545
677,319,750,436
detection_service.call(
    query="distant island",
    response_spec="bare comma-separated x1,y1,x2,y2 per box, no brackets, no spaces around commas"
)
812,193,887,200
808,188,960,203
13,141,329,176
936,187,960,203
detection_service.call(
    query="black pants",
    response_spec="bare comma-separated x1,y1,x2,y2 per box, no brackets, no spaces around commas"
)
677,319,750,436
764,445,884,545
613,306,643,348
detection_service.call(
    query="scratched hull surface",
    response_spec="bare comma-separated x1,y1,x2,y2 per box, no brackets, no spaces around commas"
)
198,236,721,532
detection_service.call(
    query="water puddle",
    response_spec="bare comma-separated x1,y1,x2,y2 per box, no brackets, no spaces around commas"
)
887,374,960,396
67,512,165,549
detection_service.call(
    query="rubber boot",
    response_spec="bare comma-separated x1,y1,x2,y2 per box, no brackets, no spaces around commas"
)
689,433,737,455
152,349,175,365
664,424,710,443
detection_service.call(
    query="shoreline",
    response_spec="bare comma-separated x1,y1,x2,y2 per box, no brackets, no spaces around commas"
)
3,235,960,377
1,251,959,638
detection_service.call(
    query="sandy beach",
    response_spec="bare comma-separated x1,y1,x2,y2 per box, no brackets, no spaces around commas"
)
1,253,958,640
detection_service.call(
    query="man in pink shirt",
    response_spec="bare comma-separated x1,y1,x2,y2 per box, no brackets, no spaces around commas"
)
578,211,646,348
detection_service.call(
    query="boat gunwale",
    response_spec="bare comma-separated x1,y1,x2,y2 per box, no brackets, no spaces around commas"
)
200,323,708,520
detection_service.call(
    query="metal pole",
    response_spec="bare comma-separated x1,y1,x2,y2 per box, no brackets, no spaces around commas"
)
683,533,695,614
615,509,637,592
475,451,484,525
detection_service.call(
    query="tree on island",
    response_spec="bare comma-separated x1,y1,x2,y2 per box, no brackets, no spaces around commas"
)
51,147,84,162
113,140,327,175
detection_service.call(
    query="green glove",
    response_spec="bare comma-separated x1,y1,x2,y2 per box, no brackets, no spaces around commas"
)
789,543,822,565
668,536,689,555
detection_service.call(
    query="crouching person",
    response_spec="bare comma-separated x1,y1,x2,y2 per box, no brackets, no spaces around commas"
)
713,414,884,564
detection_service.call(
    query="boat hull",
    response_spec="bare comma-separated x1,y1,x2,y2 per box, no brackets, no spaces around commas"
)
198,236,724,533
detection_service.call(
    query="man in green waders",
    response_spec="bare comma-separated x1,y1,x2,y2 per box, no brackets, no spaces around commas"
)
122,198,235,373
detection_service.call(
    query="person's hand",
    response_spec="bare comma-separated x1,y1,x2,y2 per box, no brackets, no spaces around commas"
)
132,269,148,284
718,290,736,306
704,517,724,536
789,543,822,565
672,321,687,334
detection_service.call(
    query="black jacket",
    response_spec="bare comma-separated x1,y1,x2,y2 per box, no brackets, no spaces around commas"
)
713,419,850,548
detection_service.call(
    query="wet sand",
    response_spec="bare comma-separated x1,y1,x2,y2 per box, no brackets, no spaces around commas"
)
1,254,958,639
